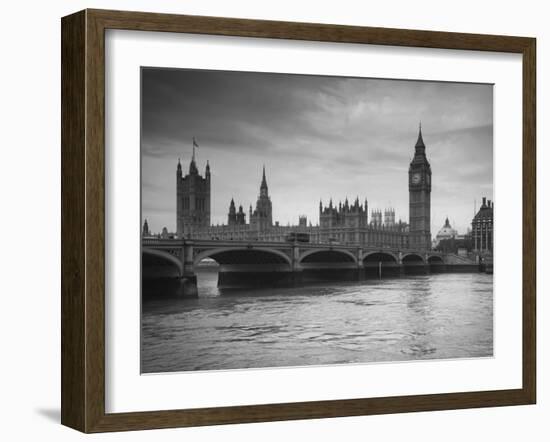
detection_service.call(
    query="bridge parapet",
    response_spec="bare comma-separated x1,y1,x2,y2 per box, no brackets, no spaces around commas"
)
142,238,468,297
142,238,445,269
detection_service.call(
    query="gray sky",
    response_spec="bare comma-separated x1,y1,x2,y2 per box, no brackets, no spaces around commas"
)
142,68,493,235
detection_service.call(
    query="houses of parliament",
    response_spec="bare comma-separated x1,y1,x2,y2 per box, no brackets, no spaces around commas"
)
145,126,433,250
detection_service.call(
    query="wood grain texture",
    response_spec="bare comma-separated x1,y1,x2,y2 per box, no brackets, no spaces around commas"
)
522,38,536,403
61,10,86,432
90,8,533,52
85,9,107,433
60,8,537,433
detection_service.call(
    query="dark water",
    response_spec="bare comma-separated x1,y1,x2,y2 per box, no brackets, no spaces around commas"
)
141,270,493,373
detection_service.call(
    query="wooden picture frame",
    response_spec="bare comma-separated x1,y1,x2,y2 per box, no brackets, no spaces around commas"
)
61,9,536,433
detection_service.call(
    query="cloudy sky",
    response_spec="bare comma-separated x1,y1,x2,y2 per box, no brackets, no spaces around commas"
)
142,68,493,235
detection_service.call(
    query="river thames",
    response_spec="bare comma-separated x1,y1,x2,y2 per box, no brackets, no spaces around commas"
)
141,270,493,373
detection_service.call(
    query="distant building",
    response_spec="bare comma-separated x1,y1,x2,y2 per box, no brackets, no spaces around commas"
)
171,158,410,246
227,199,246,226
384,208,396,227
176,143,211,238
249,166,273,232
472,197,494,253
371,209,382,226
142,219,151,237
433,217,458,247
320,198,368,230
433,217,473,254
408,124,432,250
151,127,432,250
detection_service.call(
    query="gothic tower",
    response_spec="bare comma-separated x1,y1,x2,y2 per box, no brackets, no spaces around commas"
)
227,198,237,225
236,205,246,225
250,166,273,232
176,143,211,238
142,219,150,237
408,124,432,250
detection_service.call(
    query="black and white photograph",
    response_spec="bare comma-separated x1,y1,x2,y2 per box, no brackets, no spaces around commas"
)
140,67,494,374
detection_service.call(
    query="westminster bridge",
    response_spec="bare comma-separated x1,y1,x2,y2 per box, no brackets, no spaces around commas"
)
142,238,478,297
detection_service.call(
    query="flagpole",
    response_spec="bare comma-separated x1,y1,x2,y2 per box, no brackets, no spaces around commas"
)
192,137,199,161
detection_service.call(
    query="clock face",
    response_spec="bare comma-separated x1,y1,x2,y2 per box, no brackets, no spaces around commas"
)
412,173,421,184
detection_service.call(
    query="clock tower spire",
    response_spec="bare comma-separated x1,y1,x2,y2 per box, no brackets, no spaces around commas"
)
408,123,432,250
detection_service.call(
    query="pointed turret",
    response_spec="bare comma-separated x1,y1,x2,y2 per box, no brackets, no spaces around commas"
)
257,165,270,199
260,165,268,190
189,157,198,175
142,219,150,237
236,204,246,225
410,122,431,168
252,165,273,230
205,160,210,177
227,198,237,225
415,121,425,150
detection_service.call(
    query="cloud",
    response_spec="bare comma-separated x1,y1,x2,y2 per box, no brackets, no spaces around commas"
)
141,68,493,235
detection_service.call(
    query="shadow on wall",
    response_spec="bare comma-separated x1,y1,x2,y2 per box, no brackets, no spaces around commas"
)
35,408,60,423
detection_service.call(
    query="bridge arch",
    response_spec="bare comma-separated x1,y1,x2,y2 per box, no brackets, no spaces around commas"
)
194,247,292,267
299,249,357,264
402,253,425,264
427,255,444,264
142,248,183,277
363,251,398,264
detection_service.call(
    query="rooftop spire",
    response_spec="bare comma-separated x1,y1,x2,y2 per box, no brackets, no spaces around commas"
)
415,121,425,149
260,165,268,189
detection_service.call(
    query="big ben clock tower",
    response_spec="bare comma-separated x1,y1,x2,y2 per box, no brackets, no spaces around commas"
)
408,123,432,250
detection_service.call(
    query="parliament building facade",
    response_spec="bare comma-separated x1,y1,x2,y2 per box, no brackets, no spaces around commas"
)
161,126,432,250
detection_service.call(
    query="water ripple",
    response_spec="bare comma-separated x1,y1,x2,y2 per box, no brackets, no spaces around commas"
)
142,272,493,373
